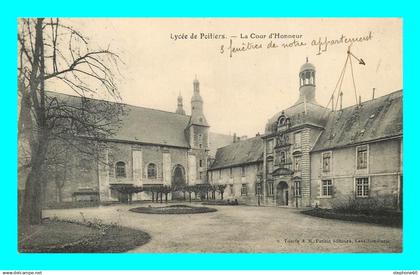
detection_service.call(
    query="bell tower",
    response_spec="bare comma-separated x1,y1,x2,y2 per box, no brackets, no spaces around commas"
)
296,58,317,104
190,77,208,126
186,76,209,185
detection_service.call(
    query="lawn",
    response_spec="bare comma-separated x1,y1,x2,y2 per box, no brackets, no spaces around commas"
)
19,219,151,253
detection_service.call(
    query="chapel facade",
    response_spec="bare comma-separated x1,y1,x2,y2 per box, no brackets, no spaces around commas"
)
42,78,225,205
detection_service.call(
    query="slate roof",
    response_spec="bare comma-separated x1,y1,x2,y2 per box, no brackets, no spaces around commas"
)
114,104,191,148
312,90,402,152
209,136,264,170
46,91,192,148
265,101,330,134
208,132,233,158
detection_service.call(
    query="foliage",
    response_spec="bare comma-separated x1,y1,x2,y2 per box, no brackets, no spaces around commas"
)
18,18,124,225
330,194,396,215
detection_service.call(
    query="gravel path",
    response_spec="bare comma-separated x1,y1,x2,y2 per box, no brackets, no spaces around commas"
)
44,203,402,253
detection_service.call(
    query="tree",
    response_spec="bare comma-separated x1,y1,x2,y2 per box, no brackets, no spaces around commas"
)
46,141,72,203
18,18,124,225
217,184,226,200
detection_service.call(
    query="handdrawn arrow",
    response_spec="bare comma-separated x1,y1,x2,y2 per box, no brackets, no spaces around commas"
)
347,50,366,65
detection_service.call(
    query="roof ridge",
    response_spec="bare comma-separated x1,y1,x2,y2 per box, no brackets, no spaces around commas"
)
337,89,402,112
216,135,263,150
46,90,191,118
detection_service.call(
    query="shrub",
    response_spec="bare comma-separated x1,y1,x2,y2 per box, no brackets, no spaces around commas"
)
330,194,395,215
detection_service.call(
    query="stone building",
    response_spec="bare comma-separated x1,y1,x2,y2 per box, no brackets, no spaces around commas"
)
43,78,220,204
310,90,402,209
209,60,402,209
207,136,264,205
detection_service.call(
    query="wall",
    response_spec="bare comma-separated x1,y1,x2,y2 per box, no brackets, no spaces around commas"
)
310,138,402,209
189,124,209,184
45,140,192,203
209,162,262,205
262,126,323,208
44,147,99,205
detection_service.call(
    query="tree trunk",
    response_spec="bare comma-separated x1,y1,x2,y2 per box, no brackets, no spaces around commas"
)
21,140,48,225
57,185,63,203
221,191,224,200
20,18,46,227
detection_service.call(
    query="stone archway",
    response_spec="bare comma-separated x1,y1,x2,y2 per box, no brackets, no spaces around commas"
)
276,181,289,206
172,165,186,200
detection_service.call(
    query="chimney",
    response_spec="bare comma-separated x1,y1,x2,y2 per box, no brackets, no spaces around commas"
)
372,88,376,100
359,95,362,106
233,133,237,143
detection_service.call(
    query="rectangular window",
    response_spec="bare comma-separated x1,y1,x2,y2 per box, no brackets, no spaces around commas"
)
294,181,301,197
241,166,246,177
357,145,368,169
229,167,233,178
198,134,203,148
294,156,301,171
267,160,273,174
241,184,248,196
356,177,369,197
322,152,331,172
267,181,274,196
267,139,274,153
280,151,286,164
294,132,302,148
199,159,203,167
322,180,333,197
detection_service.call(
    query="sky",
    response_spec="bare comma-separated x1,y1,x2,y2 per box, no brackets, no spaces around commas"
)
60,18,402,137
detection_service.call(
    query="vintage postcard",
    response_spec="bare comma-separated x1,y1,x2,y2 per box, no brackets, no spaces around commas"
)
17,18,402,253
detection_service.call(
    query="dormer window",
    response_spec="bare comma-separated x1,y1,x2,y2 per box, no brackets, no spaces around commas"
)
278,117,285,126
277,114,290,131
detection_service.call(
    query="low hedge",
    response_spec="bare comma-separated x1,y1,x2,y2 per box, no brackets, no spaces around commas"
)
129,204,217,214
301,208,402,228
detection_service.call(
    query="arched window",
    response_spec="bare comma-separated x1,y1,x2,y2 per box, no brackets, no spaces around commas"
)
147,163,157,179
115,161,126,178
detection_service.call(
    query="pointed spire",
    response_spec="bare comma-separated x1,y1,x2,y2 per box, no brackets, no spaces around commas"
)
193,75,200,96
190,76,208,126
176,91,186,115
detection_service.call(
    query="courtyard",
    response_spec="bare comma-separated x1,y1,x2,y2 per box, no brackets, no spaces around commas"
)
43,203,402,253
